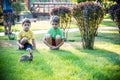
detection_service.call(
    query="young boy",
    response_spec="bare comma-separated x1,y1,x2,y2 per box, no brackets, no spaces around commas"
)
43,16,64,50
17,19,36,53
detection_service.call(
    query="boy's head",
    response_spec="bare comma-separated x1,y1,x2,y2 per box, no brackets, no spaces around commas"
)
50,16,60,29
22,19,31,31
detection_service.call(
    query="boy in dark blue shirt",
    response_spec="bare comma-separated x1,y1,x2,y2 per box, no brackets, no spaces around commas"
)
1,0,14,35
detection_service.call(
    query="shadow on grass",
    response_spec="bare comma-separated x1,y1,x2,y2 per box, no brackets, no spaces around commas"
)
100,20,116,26
73,46,120,80
48,49,120,80
73,44,120,65
96,32,120,44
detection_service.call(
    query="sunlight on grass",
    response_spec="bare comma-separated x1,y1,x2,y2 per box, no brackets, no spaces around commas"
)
0,39,120,80
0,14,120,80
95,42,120,54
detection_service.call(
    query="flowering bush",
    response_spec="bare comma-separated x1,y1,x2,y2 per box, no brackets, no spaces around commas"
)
73,1,104,49
109,4,120,33
50,6,72,41
109,4,120,21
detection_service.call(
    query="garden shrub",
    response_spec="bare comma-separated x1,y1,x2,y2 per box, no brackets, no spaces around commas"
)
73,1,104,49
109,1,120,33
50,6,72,41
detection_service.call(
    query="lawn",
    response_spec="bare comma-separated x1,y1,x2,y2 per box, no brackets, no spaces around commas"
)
0,14,120,80
0,29,120,80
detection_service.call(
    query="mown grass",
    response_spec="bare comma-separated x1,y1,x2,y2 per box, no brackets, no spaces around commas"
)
0,14,120,80
0,26,120,80
0,40,120,80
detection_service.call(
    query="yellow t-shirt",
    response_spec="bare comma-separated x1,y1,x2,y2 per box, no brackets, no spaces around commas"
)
17,30,34,44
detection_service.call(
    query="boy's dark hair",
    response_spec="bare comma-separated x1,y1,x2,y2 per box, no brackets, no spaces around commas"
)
22,19,31,25
50,16,60,23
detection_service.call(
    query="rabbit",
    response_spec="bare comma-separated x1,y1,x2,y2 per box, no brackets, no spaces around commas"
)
19,48,33,62
19,52,33,62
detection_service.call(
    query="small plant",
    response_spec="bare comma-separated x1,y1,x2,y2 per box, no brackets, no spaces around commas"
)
73,1,104,49
8,33,16,40
50,6,72,41
11,1,23,22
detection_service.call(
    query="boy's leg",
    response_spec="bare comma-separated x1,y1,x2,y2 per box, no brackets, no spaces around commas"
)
8,22,12,34
3,21,8,35
24,43,33,51
3,15,8,35
44,34,52,46
7,13,12,34
55,35,62,47
20,37,28,45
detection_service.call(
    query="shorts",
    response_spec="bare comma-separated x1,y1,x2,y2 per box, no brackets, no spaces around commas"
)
3,13,13,23
52,38,56,46
3,9,13,14
24,43,33,50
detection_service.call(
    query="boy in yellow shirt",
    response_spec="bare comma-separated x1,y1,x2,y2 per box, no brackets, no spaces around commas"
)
17,19,36,53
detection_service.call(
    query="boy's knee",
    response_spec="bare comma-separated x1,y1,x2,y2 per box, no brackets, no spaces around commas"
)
45,34,51,39
20,37,28,44
56,35,61,40
8,22,12,26
3,22,7,26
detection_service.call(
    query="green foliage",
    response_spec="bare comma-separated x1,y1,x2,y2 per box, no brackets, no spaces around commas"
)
11,1,24,14
0,7,3,25
114,8,120,26
108,3,120,33
71,0,77,3
77,0,93,3
73,1,104,49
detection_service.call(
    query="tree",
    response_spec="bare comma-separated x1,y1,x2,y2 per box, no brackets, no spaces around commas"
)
108,0,120,33
12,1,23,22
73,1,104,49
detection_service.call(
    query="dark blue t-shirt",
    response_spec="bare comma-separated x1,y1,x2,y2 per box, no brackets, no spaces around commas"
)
2,0,13,13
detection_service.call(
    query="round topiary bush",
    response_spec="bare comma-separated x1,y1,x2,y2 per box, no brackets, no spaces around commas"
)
109,3,120,33
73,1,104,49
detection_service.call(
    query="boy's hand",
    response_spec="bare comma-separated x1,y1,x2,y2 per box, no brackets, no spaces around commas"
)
51,46,58,50
19,44,24,48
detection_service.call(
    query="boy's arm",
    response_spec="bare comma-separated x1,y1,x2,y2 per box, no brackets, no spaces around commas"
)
17,40,24,48
56,39,64,48
43,37,53,48
32,39,36,49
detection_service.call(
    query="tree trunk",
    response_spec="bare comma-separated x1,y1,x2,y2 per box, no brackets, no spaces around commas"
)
118,25,120,34
81,32,95,50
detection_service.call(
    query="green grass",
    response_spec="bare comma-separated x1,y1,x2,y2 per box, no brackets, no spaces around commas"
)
0,25,120,80
0,42,120,80
0,14,120,80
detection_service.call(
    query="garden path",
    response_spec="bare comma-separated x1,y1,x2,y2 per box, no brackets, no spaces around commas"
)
0,26,118,36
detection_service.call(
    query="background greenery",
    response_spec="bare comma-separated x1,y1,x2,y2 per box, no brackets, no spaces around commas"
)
0,14,116,32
